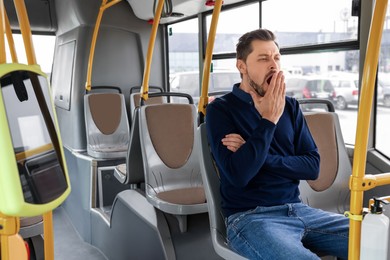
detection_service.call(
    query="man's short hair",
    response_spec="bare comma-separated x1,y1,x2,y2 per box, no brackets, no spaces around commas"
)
236,29,279,61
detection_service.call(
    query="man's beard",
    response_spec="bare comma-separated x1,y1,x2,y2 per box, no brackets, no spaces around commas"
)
249,75,266,97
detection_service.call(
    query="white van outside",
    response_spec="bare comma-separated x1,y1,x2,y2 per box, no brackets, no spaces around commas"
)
170,70,241,103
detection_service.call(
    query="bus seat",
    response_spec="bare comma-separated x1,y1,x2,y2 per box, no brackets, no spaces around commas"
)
139,103,208,232
114,90,165,185
114,107,145,186
84,92,129,159
129,93,164,122
299,111,352,214
198,122,247,260
128,86,164,125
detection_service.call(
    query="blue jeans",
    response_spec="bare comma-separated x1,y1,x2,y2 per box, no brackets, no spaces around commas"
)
226,203,349,260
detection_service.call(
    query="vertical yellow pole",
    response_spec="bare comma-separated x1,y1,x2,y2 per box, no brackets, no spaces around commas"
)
348,0,388,259
4,11,18,63
140,0,165,101
85,0,122,92
13,0,36,65
0,0,6,64
0,3,11,258
198,0,223,117
43,211,54,260
11,1,72,260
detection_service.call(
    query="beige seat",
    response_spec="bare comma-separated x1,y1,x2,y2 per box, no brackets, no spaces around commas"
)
84,92,129,159
139,103,207,232
299,110,352,214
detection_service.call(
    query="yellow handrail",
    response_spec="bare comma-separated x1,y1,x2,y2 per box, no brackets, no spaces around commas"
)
0,2,23,259
43,211,54,259
4,11,17,62
348,0,389,259
85,0,122,91
13,0,36,65
198,0,223,119
140,0,165,101
0,0,6,64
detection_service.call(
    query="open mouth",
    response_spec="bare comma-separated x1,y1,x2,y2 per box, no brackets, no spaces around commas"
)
266,73,274,84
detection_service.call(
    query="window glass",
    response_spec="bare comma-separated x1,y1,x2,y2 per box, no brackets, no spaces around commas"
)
168,19,199,73
168,18,199,97
283,51,359,144
263,0,358,48
206,3,259,54
5,34,55,74
375,6,390,157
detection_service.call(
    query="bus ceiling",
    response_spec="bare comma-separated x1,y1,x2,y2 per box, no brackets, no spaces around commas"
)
4,0,57,33
127,0,245,23
2,0,250,34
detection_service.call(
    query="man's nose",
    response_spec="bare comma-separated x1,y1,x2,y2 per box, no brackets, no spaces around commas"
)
269,59,278,70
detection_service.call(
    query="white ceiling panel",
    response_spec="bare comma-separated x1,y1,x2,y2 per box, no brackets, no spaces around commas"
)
127,0,246,23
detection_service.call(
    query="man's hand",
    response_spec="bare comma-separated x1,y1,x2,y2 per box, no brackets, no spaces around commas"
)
249,71,286,124
222,133,246,152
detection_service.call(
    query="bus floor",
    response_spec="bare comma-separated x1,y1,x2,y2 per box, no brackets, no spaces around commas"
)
53,206,107,260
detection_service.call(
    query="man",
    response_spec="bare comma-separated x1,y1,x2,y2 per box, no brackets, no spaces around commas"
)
206,29,349,259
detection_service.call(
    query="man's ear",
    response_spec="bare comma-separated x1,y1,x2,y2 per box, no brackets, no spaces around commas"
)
236,59,247,75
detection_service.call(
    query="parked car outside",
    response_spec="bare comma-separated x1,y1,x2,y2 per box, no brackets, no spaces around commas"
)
170,70,241,104
377,73,390,107
330,73,359,110
285,76,336,104
327,72,390,109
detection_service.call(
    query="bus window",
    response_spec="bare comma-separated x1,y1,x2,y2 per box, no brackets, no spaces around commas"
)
261,0,360,146
283,51,360,145
168,17,199,96
375,5,390,157
5,34,55,74
263,0,358,48
206,2,259,54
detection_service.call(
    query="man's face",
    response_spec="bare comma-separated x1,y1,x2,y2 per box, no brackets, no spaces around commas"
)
237,40,281,96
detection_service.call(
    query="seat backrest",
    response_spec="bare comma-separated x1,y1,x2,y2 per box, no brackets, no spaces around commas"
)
299,111,352,213
139,103,207,216
114,107,145,186
84,93,129,159
198,123,247,260
129,93,164,122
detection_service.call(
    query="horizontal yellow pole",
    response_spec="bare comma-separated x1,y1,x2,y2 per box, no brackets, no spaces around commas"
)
15,143,53,162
